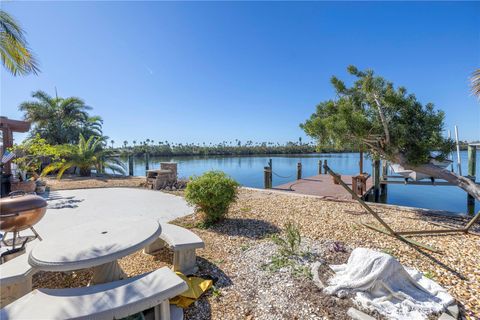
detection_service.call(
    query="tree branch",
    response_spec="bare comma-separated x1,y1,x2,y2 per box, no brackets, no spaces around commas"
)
372,93,390,145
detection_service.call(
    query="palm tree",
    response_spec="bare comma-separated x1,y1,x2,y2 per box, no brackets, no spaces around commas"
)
110,140,114,148
0,10,39,76
42,134,126,178
19,90,102,144
123,140,128,148
471,68,480,99
133,140,137,147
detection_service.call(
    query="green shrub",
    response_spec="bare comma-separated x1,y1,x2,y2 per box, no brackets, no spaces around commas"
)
271,222,301,256
185,171,239,224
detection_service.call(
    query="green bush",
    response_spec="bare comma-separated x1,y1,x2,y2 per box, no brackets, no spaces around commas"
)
185,171,239,224
272,222,302,256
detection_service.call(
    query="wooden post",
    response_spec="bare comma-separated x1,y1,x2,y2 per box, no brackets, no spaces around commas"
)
467,145,476,212
128,155,134,176
359,149,364,174
268,159,273,187
297,162,302,180
264,166,272,189
381,160,388,194
318,160,322,175
454,125,462,175
145,152,149,171
373,159,380,202
468,145,476,178
323,159,328,174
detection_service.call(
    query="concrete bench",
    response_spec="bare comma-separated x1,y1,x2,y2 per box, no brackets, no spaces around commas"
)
144,223,204,274
0,266,188,320
0,243,38,308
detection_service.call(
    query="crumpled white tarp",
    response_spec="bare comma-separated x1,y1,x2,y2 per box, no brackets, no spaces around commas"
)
323,248,454,320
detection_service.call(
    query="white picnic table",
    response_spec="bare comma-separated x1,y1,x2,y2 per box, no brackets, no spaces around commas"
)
28,217,162,284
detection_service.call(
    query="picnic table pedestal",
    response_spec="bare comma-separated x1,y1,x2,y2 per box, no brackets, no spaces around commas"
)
28,218,162,285
90,261,127,285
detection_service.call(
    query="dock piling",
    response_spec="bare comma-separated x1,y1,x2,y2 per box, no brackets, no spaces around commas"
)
128,155,134,176
318,160,322,175
373,159,380,202
323,160,328,174
264,166,272,189
381,160,388,195
145,152,150,171
467,145,477,213
297,162,302,180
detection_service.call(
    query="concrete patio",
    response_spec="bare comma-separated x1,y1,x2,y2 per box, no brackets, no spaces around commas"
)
28,187,194,240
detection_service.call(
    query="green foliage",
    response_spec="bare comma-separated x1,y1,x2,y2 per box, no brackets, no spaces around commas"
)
19,90,104,145
471,68,480,99
42,134,125,178
301,66,454,165
261,254,294,272
184,171,239,225
116,140,323,157
0,10,39,76
11,135,71,177
211,286,222,299
271,222,302,256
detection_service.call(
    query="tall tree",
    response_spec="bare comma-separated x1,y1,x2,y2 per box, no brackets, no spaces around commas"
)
19,90,103,144
0,10,39,76
301,66,480,200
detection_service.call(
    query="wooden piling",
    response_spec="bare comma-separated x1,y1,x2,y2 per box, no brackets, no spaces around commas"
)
145,152,150,171
468,145,476,177
264,166,272,189
318,160,322,175
268,159,273,187
381,160,388,194
128,155,134,176
467,145,477,211
297,162,302,180
323,159,328,174
373,159,380,202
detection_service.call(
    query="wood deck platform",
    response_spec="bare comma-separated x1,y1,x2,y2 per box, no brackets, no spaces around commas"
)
273,174,373,201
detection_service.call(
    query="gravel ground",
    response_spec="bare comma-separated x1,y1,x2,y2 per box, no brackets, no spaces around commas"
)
32,188,480,319
43,174,145,190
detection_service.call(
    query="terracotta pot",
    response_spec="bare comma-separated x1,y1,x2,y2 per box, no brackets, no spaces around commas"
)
10,180,36,193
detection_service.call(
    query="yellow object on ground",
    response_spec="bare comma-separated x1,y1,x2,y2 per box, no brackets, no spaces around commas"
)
170,272,213,308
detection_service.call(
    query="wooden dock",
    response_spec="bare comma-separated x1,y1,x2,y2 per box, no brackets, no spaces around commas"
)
273,174,373,201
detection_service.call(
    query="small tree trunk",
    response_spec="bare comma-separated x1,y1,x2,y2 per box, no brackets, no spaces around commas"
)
395,154,480,201
80,168,91,177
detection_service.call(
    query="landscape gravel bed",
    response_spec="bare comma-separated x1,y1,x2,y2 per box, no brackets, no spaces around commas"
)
32,188,480,319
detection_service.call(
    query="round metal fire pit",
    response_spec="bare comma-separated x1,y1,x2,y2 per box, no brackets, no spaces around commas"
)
0,192,47,233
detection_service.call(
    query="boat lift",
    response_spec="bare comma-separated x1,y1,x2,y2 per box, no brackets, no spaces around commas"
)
324,164,480,253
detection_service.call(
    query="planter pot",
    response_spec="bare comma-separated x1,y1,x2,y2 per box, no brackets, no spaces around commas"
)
35,185,46,194
10,181,36,193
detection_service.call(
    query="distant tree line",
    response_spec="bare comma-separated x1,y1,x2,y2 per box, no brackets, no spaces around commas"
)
112,139,359,157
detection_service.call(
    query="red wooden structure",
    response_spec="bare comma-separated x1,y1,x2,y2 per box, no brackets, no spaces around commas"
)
0,116,30,174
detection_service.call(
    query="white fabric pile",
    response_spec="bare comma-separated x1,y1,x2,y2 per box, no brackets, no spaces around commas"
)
323,248,454,320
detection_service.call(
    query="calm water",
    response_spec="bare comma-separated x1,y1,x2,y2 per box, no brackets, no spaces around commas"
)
120,151,479,215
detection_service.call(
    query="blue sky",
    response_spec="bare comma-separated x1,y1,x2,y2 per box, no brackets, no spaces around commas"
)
1,1,479,146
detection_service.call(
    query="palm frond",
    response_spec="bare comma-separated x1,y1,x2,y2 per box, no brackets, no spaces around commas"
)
0,10,39,76
471,68,480,99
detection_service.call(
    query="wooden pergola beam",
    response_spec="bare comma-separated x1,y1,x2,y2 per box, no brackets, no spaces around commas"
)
0,117,31,175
